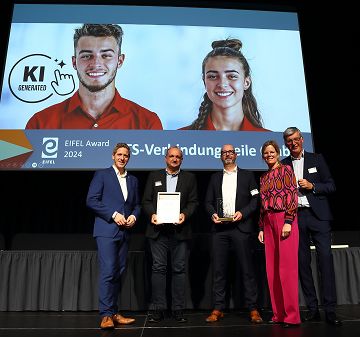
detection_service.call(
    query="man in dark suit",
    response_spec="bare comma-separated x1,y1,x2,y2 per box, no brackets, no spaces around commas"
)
282,127,341,326
142,146,198,323
204,144,263,324
87,143,140,329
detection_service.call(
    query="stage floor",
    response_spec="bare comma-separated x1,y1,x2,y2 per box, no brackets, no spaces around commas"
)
0,305,359,337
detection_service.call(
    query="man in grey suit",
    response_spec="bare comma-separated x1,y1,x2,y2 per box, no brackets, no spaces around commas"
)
282,127,341,326
204,144,263,324
142,146,198,323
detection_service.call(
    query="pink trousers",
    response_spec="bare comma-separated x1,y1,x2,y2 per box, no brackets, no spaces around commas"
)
264,211,301,324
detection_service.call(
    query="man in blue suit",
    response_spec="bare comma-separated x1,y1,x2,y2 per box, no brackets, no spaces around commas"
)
87,143,140,329
282,127,341,326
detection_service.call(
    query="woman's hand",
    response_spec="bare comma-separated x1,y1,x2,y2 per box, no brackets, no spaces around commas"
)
258,231,264,244
281,223,292,238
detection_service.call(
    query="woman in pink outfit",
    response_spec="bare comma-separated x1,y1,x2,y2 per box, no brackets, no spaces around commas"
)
258,140,301,328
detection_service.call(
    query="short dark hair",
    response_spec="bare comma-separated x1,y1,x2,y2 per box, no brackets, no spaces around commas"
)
74,24,123,54
112,143,130,157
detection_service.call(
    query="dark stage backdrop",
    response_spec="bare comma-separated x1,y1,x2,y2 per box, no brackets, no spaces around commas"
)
0,166,349,250
0,170,225,247
0,0,356,247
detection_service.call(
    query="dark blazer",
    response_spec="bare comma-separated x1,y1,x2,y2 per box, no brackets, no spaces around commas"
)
86,167,141,238
282,151,336,221
142,170,198,240
205,167,259,233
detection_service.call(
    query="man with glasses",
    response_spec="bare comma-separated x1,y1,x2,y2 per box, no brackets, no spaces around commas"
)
204,144,263,324
282,127,341,326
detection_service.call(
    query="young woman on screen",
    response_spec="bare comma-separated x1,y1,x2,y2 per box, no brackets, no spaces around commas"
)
180,38,269,131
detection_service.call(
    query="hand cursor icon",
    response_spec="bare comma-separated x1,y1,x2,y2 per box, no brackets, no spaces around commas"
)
51,69,75,96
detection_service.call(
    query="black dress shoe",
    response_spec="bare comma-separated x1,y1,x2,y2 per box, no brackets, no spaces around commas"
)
173,310,187,323
303,310,321,322
148,310,164,323
325,313,342,326
283,323,300,328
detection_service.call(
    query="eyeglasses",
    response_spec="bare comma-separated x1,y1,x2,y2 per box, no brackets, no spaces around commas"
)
285,136,302,145
221,150,235,156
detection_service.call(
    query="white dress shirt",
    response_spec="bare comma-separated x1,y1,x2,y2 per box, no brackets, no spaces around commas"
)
221,167,237,216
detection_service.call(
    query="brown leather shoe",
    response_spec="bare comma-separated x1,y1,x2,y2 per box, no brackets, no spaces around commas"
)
112,314,135,325
100,316,114,329
250,309,263,324
206,309,224,322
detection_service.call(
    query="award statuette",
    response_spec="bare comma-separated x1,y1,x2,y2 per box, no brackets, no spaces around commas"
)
216,198,234,222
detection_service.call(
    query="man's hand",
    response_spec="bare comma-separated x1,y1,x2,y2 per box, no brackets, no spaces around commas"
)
175,213,186,225
211,213,222,224
151,214,162,225
233,211,243,222
298,178,314,190
114,213,127,226
125,215,136,228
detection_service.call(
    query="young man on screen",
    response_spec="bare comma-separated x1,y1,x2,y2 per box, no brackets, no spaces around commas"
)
26,24,162,129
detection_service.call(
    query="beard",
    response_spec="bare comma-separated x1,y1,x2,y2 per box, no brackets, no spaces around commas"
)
224,158,235,164
77,68,117,93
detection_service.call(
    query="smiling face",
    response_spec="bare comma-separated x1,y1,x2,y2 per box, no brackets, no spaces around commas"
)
112,146,130,173
284,130,304,158
262,144,280,169
221,144,237,168
72,36,124,93
165,147,183,173
204,56,250,113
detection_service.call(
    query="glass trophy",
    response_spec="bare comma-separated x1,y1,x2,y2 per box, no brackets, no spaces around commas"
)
216,198,234,222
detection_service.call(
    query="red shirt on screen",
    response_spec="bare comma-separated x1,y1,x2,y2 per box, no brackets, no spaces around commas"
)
25,90,163,129
179,114,269,131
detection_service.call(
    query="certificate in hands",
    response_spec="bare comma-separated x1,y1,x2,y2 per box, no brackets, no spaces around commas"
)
157,192,181,224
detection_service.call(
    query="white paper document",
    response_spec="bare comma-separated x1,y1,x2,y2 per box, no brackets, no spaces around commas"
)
156,192,181,224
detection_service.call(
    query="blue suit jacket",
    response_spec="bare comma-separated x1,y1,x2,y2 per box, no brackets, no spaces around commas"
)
86,167,141,238
282,151,336,221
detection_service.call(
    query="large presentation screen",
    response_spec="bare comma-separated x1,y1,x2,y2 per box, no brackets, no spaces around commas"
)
0,3,313,170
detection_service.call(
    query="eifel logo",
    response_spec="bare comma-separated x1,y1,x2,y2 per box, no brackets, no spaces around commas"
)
42,137,59,158
8,54,75,103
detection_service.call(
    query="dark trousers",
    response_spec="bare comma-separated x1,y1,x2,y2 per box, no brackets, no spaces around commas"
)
149,233,187,311
96,235,128,317
212,227,258,311
297,207,337,313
